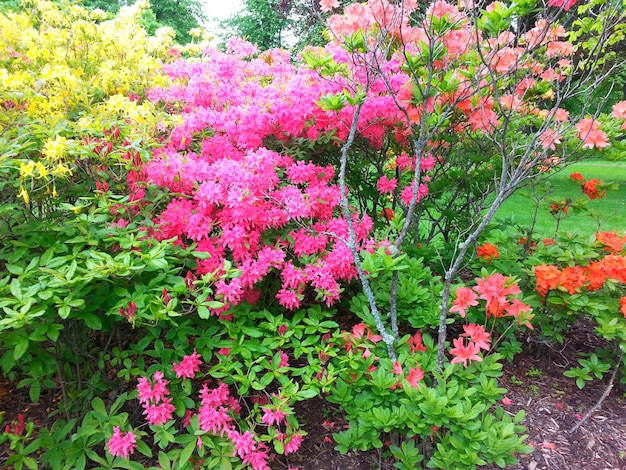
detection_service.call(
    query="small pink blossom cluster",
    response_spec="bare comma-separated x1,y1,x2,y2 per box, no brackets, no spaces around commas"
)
450,273,534,339
449,323,491,367
137,371,176,425
106,426,137,459
611,101,626,130
172,348,202,379
576,118,610,150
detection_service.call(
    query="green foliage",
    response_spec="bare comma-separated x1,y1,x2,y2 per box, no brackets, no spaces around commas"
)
327,338,532,469
220,0,291,50
353,251,442,329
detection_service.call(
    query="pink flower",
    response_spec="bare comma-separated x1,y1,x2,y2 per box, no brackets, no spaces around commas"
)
172,349,203,379
284,433,304,454
377,175,397,194
243,449,270,470
576,118,610,150
278,350,290,368
539,129,562,150
612,100,626,119
320,0,340,13
547,0,578,10
449,286,479,318
400,181,429,206
460,324,490,351
474,274,520,317
229,430,256,459
502,397,512,406
106,427,137,458
449,337,482,367
405,366,424,389
143,398,176,426
137,371,170,405
261,407,287,427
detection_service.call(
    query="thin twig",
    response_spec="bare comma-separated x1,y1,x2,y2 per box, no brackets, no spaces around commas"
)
568,350,624,434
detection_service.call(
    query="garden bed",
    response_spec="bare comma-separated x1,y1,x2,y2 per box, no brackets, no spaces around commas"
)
2,321,624,470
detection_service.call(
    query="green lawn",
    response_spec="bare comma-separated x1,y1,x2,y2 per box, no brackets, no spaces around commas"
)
493,159,626,237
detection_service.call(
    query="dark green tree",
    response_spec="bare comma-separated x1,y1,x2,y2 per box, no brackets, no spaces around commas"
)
148,0,205,43
221,0,292,50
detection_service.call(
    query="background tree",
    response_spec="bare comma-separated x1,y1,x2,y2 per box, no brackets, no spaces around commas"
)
220,0,292,50
77,0,204,43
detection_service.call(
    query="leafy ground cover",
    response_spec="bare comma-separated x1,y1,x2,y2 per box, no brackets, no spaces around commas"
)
1,319,625,469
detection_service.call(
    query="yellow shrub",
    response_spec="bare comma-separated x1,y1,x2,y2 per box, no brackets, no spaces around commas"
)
0,0,175,205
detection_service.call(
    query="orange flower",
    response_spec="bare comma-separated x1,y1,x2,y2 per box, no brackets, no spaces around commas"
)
598,255,626,283
380,207,395,221
534,264,561,296
559,266,586,294
581,178,605,200
477,242,499,261
583,262,607,291
620,297,626,318
595,232,626,254
570,172,584,181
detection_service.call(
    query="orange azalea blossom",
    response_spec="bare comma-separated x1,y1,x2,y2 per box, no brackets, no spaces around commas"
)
598,255,626,283
620,297,626,318
559,266,586,294
380,207,395,221
476,242,499,261
595,232,626,254
549,201,569,215
534,264,561,296
570,172,584,181
583,262,607,291
581,178,605,200
534,255,626,296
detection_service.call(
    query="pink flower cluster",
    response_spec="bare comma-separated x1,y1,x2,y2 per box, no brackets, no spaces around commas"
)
132,3,622,319
451,273,532,323
137,371,176,426
106,427,137,459
449,323,491,367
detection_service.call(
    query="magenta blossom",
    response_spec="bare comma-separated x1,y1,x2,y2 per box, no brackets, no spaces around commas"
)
106,427,137,459
172,349,203,379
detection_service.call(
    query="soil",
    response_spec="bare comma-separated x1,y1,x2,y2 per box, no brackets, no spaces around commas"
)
2,322,625,470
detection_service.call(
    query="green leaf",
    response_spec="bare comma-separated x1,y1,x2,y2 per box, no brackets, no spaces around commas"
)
178,438,196,468
10,278,23,301
83,314,102,330
197,306,210,319
6,264,24,275
29,381,41,403
58,305,71,319
13,338,29,360
158,451,172,470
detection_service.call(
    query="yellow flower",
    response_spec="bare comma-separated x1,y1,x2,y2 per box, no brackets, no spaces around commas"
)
51,163,73,177
18,186,30,204
19,161,37,177
35,162,49,178
42,135,68,161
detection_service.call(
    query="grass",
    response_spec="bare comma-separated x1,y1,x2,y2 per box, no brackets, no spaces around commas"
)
493,159,626,238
